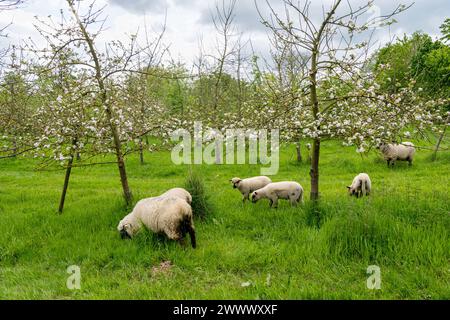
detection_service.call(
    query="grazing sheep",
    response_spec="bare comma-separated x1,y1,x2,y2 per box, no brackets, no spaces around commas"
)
378,142,416,166
230,176,272,203
251,181,304,208
160,187,192,204
347,173,371,198
117,196,196,248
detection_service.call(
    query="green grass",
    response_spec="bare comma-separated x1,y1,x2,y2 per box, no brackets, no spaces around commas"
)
0,140,449,299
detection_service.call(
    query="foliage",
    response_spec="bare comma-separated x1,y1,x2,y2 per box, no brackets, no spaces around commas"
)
184,167,213,220
0,142,448,299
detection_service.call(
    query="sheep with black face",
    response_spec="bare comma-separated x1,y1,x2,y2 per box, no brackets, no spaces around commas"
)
160,187,192,204
378,142,416,166
117,196,196,248
347,173,371,198
251,181,304,208
230,176,272,203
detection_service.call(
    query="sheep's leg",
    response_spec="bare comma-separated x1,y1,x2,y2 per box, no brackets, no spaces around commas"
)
408,157,412,166
386,159,391,167
365,182,370,196
242,193,248,203
187,225,196,249
272,198,278,209
290,196,297,207
269,199,273,207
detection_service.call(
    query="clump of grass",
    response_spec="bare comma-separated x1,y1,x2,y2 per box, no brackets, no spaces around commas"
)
321,207,449,267
184,168,212,220
322,211,399,263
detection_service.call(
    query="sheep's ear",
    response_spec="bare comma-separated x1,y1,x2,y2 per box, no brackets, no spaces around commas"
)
346,186,351,189
254,191,258,195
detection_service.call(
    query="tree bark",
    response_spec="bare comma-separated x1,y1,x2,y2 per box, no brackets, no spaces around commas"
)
307,0,340,201
432,115,449,161
139,138,144,165
309,139,320,200
309,49,320,200
12,139,17,158
68,0,132,205
296,142,302,163
432,127,447,161
58,154,74,214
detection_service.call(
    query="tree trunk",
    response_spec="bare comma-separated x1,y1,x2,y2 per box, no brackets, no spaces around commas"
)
309,139,320,201
111,123,132,205
67,0,132,206
117,154,132,205
432,127,447,161
58,155,74,214
296,142,302,163
432,116,449,161
306,0,339,201
12,139,17,158
139,138,144,165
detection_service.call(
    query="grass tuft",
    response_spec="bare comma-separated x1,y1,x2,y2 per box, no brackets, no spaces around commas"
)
184,167,213,220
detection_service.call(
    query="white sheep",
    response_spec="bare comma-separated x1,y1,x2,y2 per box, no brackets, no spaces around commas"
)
160,187,192,204
230,176,272,202
251,181,304,208
117,196,196,248
378,142,416,166
347,173,371,198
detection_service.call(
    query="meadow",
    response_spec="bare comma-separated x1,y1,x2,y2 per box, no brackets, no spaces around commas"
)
0,140,449,299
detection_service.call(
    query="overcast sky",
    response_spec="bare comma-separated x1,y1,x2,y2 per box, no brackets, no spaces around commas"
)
0,0,448,66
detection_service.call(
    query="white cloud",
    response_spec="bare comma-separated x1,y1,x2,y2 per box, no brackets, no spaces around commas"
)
0,0,447,67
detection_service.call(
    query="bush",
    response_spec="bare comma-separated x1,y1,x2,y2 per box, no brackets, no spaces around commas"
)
184,168,212,220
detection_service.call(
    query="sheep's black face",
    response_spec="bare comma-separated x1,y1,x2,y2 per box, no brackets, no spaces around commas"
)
347,186,355,196
120,228,131,239
251,192,258,203
377,142,386,150
231,179,241,189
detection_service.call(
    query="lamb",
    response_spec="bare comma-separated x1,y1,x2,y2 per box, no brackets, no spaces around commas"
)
378,142,416,166
117,196,196,248
160,187,192,204
347,173,371,198
251,181,304,208
230,176,272,202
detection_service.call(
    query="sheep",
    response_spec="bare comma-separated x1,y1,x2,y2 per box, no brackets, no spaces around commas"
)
251,181,304,208
230,176,272,203
117,196,196,248
160,187,192,204
378,142,416,166
347,173,371,198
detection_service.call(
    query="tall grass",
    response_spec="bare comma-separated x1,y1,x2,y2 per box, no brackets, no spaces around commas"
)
0,140,448,299
184,167,212,220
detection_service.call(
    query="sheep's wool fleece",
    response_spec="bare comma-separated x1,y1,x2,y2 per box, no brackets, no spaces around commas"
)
381,142,415,160
120,196,193,239
160,188,192,204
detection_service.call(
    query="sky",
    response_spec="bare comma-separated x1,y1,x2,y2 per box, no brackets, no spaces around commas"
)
0,0,448,67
